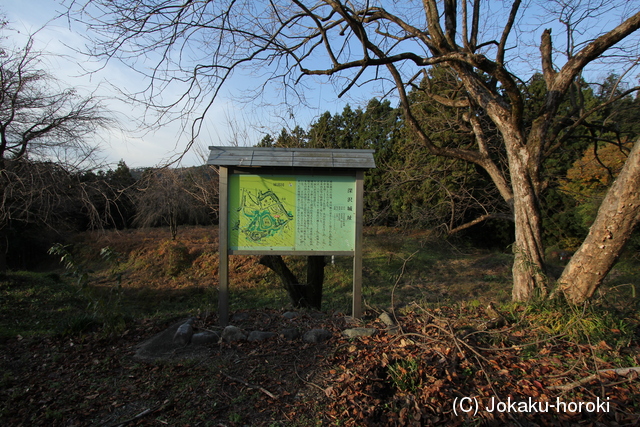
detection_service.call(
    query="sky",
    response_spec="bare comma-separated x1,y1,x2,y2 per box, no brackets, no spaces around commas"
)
1,0,357,169
2,1,637,169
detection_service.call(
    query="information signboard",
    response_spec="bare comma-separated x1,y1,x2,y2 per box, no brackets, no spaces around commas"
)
228,174,356,252
208,146,375,325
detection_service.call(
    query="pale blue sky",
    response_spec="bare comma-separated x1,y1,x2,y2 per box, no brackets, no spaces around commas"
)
1,0,354,168
2,1,638,168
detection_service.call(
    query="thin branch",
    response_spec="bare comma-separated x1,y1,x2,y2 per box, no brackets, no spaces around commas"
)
221,371,279,399
548,367,640,392
448,213,514,235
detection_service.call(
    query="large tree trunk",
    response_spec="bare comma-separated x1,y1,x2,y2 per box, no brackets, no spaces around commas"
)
507,144,548,300
558,139,640,303
259,255,326,309
448,61,548,301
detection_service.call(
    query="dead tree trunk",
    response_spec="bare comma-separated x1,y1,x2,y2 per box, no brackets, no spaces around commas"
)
558,138,640,303
259,255,326,309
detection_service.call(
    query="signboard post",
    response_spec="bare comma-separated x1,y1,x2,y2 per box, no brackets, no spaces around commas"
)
208,147,374,325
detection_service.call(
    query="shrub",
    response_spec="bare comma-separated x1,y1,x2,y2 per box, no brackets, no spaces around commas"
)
158,240,192,277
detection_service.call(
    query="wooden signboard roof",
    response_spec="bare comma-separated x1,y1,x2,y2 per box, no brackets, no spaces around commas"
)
207,146,375,169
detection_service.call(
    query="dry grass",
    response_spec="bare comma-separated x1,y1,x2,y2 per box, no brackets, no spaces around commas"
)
65,225,518,317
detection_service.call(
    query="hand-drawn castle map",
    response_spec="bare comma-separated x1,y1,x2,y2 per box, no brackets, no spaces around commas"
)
228,174,356,252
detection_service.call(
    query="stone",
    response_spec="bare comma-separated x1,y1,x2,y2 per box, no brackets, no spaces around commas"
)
342,328,377,338
173,322,194,345
280,328,300,340
282,311,299,319
343,316,361,326
247,331,278,342
221,325,246,342
378,312,395,327
386,325,401,335
302,328,332,343
135,319,197,360
191,331,220,346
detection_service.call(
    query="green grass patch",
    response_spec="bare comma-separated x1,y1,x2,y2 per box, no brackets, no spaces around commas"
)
387,357,422,392
220,230,516,313
0,271,90,339
511,296,637,354
15,226,640,347
361,230,514,308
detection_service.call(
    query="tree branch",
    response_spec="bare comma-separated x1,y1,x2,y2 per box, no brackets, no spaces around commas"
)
448,213,514,235
540,29,556,88
548,367,640,392
549,11,640,107
496,0,521,65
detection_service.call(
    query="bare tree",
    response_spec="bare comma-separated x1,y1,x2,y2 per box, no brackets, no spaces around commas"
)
183,164,219,222
133,167,211,239
68,0,640,302
0,31,113,270
0,37,108,166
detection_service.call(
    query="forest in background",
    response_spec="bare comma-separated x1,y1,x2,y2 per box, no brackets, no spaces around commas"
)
8,71,640,274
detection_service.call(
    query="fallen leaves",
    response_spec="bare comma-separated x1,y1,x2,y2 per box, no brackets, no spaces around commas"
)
1,305,639,426
320,306,640,426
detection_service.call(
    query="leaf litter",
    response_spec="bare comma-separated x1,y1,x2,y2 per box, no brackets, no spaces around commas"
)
2,303,640,426
2,226,639,425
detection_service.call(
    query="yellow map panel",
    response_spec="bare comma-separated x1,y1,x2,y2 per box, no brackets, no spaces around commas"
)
229,175,296,250
228,174,356,252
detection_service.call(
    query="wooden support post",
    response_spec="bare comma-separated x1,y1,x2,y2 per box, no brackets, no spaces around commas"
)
218,167,229,326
